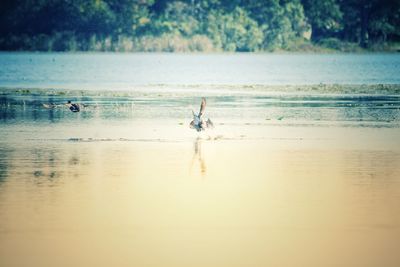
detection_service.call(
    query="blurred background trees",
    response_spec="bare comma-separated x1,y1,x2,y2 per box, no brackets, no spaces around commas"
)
0,0,399,51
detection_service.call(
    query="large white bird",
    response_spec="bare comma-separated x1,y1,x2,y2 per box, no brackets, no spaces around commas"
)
189,98,214,132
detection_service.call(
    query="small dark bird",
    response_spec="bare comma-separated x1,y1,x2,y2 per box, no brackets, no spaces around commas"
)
190,98,214,132
66,100,80,112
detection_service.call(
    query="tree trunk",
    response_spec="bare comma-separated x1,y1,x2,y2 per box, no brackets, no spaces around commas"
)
311,26,323,42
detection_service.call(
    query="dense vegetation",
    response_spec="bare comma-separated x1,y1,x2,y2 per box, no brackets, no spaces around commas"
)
0,0,399,52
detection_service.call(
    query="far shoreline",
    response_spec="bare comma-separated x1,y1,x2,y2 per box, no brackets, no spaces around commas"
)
1,48,400,54
1,84,400,97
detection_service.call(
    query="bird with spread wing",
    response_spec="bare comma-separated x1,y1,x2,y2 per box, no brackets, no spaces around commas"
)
190,98,214,132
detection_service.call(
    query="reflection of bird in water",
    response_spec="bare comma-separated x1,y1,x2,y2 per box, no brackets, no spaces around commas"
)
190,98,214,132
191,137,206,176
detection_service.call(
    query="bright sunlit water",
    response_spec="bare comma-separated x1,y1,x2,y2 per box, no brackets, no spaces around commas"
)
1,53,400,267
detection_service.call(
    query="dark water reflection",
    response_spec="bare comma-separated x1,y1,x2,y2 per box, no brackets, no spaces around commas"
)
0,142,91,188
0,147,13,184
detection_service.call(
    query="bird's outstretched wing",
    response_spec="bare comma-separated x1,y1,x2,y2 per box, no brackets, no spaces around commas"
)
199,98,206,116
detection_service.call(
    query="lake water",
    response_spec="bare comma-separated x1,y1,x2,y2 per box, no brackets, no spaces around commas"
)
1,53,400,267
1,53,400,89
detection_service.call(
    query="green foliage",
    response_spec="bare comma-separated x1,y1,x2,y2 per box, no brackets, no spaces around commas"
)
0,0,399,51
151,1,200,36
206,7,263,51
243,0,308,50
317,38,363,52
301,0,342,40
134,34,214,52
340,0,400,47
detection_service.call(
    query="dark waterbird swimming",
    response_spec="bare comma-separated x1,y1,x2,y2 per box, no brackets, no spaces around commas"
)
190,98,214,132
66,100,80,112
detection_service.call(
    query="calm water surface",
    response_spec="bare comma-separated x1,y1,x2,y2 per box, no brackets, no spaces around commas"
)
1,53,400,88
1,137,400,267
1,53,400,267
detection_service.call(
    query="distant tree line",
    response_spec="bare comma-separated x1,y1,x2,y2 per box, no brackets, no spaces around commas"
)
0,0,399,52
